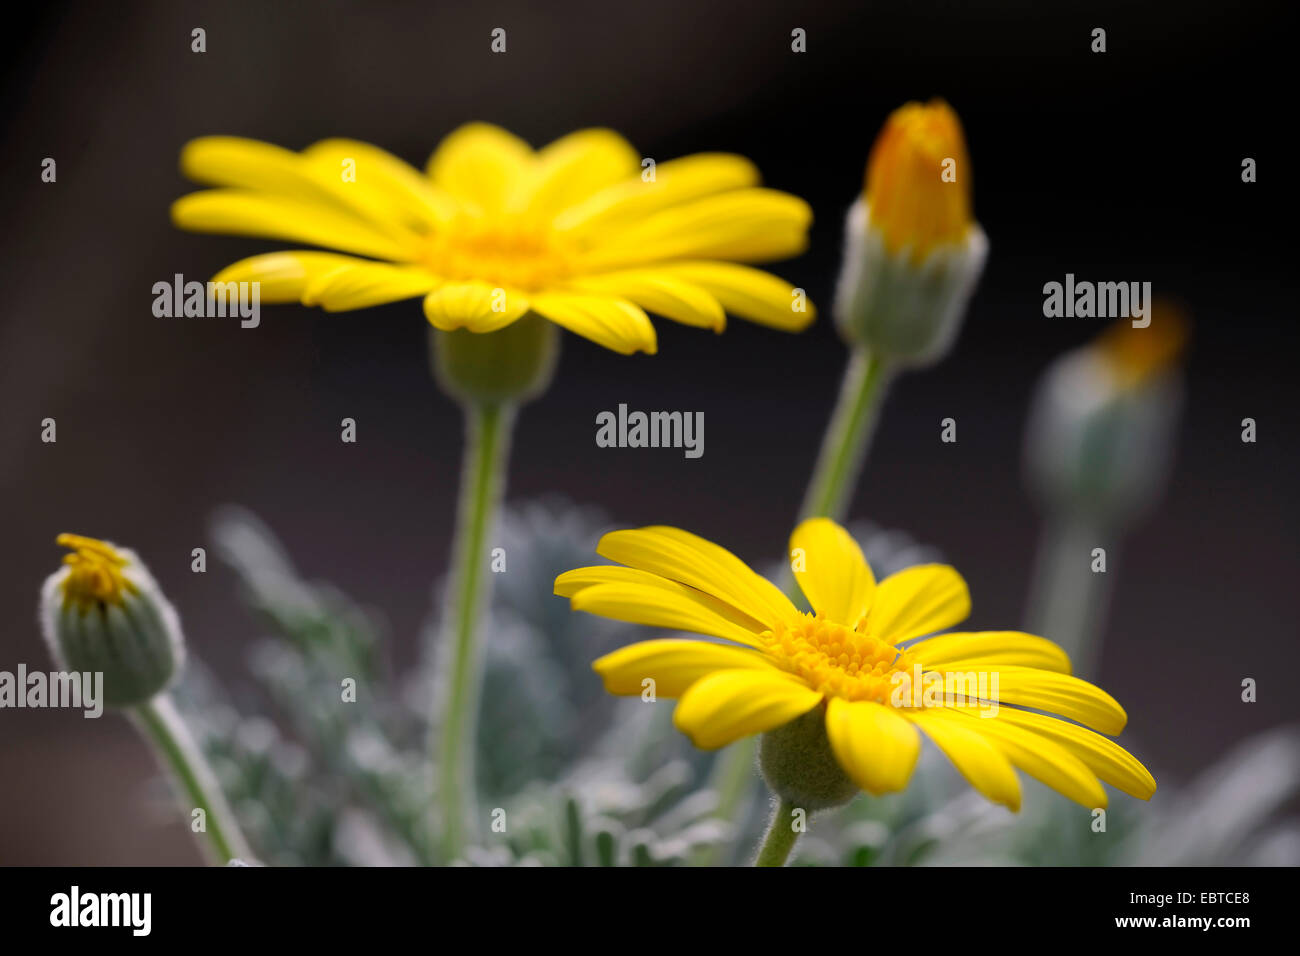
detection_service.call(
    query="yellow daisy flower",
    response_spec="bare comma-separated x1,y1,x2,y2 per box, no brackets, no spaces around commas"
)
172,123,816,354
556,517,1155,812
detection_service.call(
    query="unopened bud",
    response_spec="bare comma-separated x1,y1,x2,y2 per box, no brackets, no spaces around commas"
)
833,100,987,366
40,535,185,708
1024,308,1188,525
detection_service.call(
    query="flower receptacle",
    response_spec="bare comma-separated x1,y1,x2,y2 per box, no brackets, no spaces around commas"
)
759,704,858,812
430,312,560,407
833,198,987,366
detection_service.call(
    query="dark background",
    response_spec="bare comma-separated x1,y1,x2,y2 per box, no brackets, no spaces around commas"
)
1,0,1294,864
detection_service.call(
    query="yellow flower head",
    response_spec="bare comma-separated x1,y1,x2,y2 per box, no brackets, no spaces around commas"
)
172,124,817,355
556,518,1155,811
56,533,137,612
864,99,973,262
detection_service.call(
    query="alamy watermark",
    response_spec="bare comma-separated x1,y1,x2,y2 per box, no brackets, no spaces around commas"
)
50,886,151,936
153,274,261,328
1042,274,1151,327
0,665,103,718
595,403,704,459
890,664,1000,716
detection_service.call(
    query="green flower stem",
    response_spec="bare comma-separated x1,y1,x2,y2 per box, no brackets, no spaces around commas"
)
437,399,514,861
697,347,894,865
130,693,252,864
754,798,801,867
798,347,892,521
1024,516,1112,680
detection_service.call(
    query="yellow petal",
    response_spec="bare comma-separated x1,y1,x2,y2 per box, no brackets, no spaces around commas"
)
907,631,1071,674
555,565,768,636
824,697,920,795
566,579,769,649
596,526,799,632
423,281,530,332
555,564,654,598
301,261,439,311
945,709,1107,809
583,189,812,270
592,638,782,698
673,669,822,750
905,708,1022,810
524,128,641,217
654,261,816,331
980,707,1156,799
563,271,725,331
181,136,314,192
789,518,876,623
529,293,657,355
929,665,1127,736
302,138,462,227
211,252,368,303
553,152,761,233
172,190,414,261
180,136,422,239
425,122,534,214
871,564,971,644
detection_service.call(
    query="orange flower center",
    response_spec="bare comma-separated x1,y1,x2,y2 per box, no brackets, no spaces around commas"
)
421,213,578,290
760,613,917,703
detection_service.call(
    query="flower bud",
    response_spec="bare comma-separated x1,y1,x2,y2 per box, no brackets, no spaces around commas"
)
1024,307,1188,525
40,534,185,708
833,100,987,366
